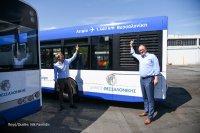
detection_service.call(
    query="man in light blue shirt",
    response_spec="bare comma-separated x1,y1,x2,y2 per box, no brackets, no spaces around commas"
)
130,40,160,125
54,45,79,110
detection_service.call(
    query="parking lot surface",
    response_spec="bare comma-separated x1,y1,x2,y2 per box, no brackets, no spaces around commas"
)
1,65,200,133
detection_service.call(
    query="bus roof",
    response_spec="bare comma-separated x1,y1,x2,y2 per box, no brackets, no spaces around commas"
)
40,16,168,41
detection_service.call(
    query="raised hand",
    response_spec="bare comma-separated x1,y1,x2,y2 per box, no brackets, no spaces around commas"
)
130,39,134,47
75,44,79,51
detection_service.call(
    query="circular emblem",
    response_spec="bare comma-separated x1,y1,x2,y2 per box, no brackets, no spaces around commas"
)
106,74,117,86
0,80,11,91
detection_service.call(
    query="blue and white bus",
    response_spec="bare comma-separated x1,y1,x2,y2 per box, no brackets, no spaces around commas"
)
40,16,168,102
0,0,41,126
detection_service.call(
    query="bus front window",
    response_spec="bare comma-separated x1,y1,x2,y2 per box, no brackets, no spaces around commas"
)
0,20,39,71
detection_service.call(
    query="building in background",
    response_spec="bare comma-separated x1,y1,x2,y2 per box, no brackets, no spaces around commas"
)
167,35,200,65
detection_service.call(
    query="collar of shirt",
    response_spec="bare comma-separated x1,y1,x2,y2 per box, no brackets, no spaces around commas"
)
58,60,64,64
141,52,149,58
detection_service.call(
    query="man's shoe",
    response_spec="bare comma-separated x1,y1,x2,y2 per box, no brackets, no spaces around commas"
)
144,118,152,125
138,112,148,117
69,104,77,109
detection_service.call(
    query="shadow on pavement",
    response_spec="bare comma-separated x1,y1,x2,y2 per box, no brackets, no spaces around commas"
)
154,87,192,121
1,93,110,133
1,86,192,132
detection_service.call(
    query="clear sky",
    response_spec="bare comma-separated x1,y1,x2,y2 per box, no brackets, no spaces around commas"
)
25,0,200,35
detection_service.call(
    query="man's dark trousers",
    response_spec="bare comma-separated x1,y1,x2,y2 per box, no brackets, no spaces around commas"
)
58,78,74,107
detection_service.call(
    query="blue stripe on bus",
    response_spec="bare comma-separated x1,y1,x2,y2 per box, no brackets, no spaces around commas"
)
42,87,55,93
0,35,15,45
79,92,165,102
79,91,144,102
41,87,165,102
40,16,168,41
0,99,41,125
42,87,143,102
0,33,27,46
19,33,27,43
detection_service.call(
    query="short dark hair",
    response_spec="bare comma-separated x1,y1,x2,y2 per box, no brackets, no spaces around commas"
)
139,44,147,48
56,52,63,59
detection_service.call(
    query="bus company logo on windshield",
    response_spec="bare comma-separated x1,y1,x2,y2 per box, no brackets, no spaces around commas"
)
0,80,11,91
106,74,117,86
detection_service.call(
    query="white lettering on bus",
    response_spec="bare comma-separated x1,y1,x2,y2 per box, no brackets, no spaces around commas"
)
103,87,136,93
76,23,147,34
76,29,89,34
0,88,26,97
117,23,148,30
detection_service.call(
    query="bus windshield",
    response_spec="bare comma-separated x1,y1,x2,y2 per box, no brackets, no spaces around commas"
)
0,20,39,71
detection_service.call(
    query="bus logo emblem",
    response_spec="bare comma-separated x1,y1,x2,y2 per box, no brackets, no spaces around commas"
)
0,80,11,91
106,74,117,86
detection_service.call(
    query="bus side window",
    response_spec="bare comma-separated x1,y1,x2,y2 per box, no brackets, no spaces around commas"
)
0,45,13,66
69,46,89,70
91,36,111,70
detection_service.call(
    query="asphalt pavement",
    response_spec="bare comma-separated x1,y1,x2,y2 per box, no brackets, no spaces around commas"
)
1,65,200,133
